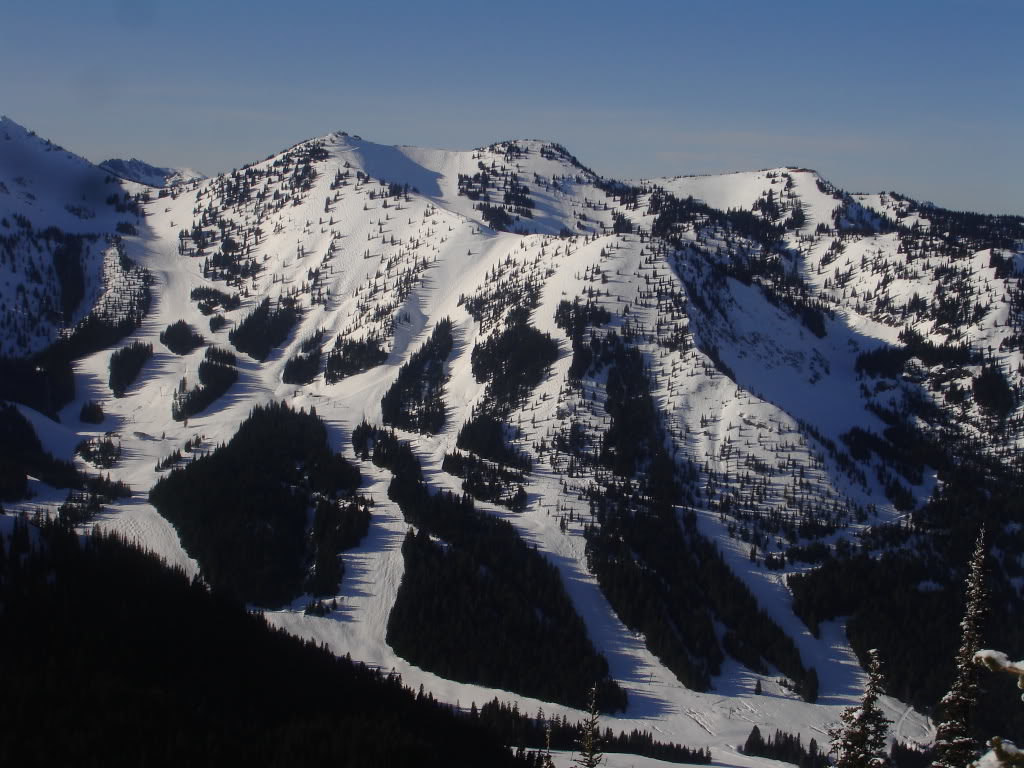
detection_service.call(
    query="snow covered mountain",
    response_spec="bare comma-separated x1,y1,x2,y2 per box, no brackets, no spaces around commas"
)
0,116,150,358
4,119,1024,765
99,157,205,188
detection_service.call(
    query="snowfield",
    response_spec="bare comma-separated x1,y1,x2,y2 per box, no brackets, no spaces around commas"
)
17,116,1024,765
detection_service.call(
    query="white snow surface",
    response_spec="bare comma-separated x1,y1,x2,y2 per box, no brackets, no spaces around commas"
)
651,170,784,214
13,123,1024,764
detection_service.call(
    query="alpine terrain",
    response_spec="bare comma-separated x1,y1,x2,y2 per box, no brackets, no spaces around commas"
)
2,113,1023,765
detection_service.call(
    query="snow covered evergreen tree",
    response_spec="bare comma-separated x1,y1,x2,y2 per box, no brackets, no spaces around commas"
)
830,649,892,768
931,526,987,768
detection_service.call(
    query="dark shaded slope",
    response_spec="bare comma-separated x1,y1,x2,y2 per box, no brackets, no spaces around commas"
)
0,517,530,768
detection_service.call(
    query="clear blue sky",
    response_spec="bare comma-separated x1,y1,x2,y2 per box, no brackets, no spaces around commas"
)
3,0,1021,214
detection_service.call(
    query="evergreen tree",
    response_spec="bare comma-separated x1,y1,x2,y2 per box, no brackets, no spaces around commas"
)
744,725,765,753
542,722,556,768
932,526,987,768
830,649,892,768
801,667,819,703
574,685,604,768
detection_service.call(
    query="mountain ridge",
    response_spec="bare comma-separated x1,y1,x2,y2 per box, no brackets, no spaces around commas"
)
99,156,205,188
3,118,1023,763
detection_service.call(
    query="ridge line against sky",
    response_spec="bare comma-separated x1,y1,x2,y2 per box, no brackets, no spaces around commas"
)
2,0,1021,215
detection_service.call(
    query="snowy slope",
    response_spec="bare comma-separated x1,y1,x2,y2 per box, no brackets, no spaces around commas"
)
326,133,621,236
100,157,204,188
0,116,149,356
652,170,783,214
0,116,147,232
9,122,1023,765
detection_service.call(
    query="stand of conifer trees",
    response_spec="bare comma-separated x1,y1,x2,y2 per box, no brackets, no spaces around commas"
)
324,336,388,383
282,331,323,384
442,450,528,510
741,725,827,768
151,402,364,605
471,697,711,764
229,296,301,361
108,340,153,396
352,423,626,712
171,346,238,421
381,319,453,433
455,412,533,471
160,320,204,355
191,285,240,314
471,306,559,412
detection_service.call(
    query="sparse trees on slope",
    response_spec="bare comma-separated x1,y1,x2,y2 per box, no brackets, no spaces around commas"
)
830,649,892,768
931,526,987,768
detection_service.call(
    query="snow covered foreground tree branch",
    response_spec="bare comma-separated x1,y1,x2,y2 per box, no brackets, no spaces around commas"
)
971,649,1024,768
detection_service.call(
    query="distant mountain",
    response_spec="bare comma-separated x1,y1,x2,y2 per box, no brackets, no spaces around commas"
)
3,119,1024,763
100,157,204,187
0,116,149,357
